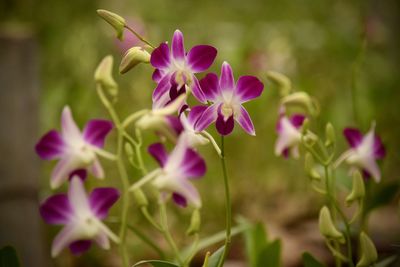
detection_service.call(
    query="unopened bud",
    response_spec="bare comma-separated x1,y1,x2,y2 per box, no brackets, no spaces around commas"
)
305,153,321,180
266,71,292,97
119,47,151,74
186,209,201,236
97,9,126,40
301,118,310,135
281,92,318,116
124,142,134,158
319,206,345,243
346,171,365,206
325,123,336,147
132,188,148,207
95,55,118,96
356,232,377,267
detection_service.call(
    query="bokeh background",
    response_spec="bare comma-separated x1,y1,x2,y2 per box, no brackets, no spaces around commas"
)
1,0,400,266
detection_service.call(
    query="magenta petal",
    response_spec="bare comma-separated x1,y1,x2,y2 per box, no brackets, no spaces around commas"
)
35,130,65,160
290,114,306,129
40,194,72,225
181,148,206,178
191,77,207,103
69,240,92,255
83,120,113,148
216,112,234,136
68,169,88,181
236,106,255,136
152,74,172,103
236,75,264,103
172,193,187,207
194,104,219,132
188,106,208,127
150,43,171,69
187,45,217,73
148,143,169,167
343,128,363,148
166,115,184,135
199,73,220,101
373,135,385,159
219,62,235,91
89,188,120,219
152,69,163,82
282,148,290,158
172,30,185,60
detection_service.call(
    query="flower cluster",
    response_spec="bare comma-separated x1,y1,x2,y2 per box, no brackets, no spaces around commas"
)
36,28,264,260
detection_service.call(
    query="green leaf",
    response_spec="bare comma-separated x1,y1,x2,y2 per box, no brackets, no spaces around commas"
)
365,182,399,212
206,246,225,267
302,252,326,267
375,255,397,267
132,260,179,267
0,246,20,267
242,222,268,267
256,240,281,267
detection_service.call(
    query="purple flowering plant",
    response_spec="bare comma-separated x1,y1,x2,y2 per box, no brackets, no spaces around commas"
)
35,8,392,267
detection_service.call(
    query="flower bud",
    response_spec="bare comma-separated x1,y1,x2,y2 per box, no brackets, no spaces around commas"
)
97,9,126,40
186,209,201,236
319,206,345,243
119,47,151,74
124,142,134,158
301,118,310,135
95,55,118,96
281,92,318,116
325,123,336,148
132,188,148,207
266,71,292,97
356,232,377,267
346,170,365,206
305,153,321,180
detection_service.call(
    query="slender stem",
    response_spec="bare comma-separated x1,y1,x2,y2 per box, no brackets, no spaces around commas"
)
127,224,166,258
124,25,155,49
183,234,199,267
217,136,232,267
96,85,130,267
140,207,163,231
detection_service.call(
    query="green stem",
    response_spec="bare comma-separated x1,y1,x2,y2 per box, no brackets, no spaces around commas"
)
96,85,130,267
127,224,166,259
125,25,156,49
217,136,232,267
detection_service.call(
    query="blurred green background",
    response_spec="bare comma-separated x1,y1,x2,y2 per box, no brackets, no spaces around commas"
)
1,0,400,266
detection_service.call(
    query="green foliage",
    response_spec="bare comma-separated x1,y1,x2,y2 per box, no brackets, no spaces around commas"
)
205,246,225,267
256,240,281,267
0,246,20,267
132,260,179,267
365,182,399,213
302,252,326,267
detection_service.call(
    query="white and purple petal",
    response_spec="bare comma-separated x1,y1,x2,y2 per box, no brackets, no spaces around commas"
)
69,240,92,255
194,104,219,132
35,130,65,160
187,106,208,128
187,45,217,73
150,42,171,69
343,128,363,148
148,143,169,167
61,106,82,142
219,61,235,91
50,157,78,189
40,194,72,225
216,107,234,136
190,77,207,103
171,30,185,61
180,148,206,178
236,106,255,136
235,75,264,103
83,120,113,148
199,73,220,102
51,224,80,257
89,188,120,219
290,114,306,129
89,158,105,179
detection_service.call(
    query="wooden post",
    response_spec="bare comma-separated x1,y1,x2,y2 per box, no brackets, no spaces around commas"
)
0,26,49,267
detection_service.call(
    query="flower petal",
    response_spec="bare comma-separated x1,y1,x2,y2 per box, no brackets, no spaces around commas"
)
166,115,184,135
150,42,171,69
35,130,65,160
171,30,185,61
50,157,78,189
148,143,169,167
290,114,306,129
68,169,88,181
68,177,91,218
89,158,105,179
152,74,172,105
40,194,72,225
219,61,235,91
194,104,219,132
61,106,82,141
362,157,381,183
83,120,113,148
199,73,220,102
152,69,163,82
236,106,255,136
51,224,80,257
172,193,187,207
187,45,217,72
69,240,92,255
89,188,120,219
94,231,110,249
174,179,201,208
343,128,363,148
180,148,206,178
216,108,234,136
187,106,208,127
373,135,385,159
191,77,207,103
235,76,264,103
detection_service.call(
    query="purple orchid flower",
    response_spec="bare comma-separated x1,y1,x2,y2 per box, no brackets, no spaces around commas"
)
40,176,120,257
130,136,206,208
341,125,385,182
150,29,217,104
179,106,210,148
194,62,264,136
275,113,306,158
35,106,113,189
